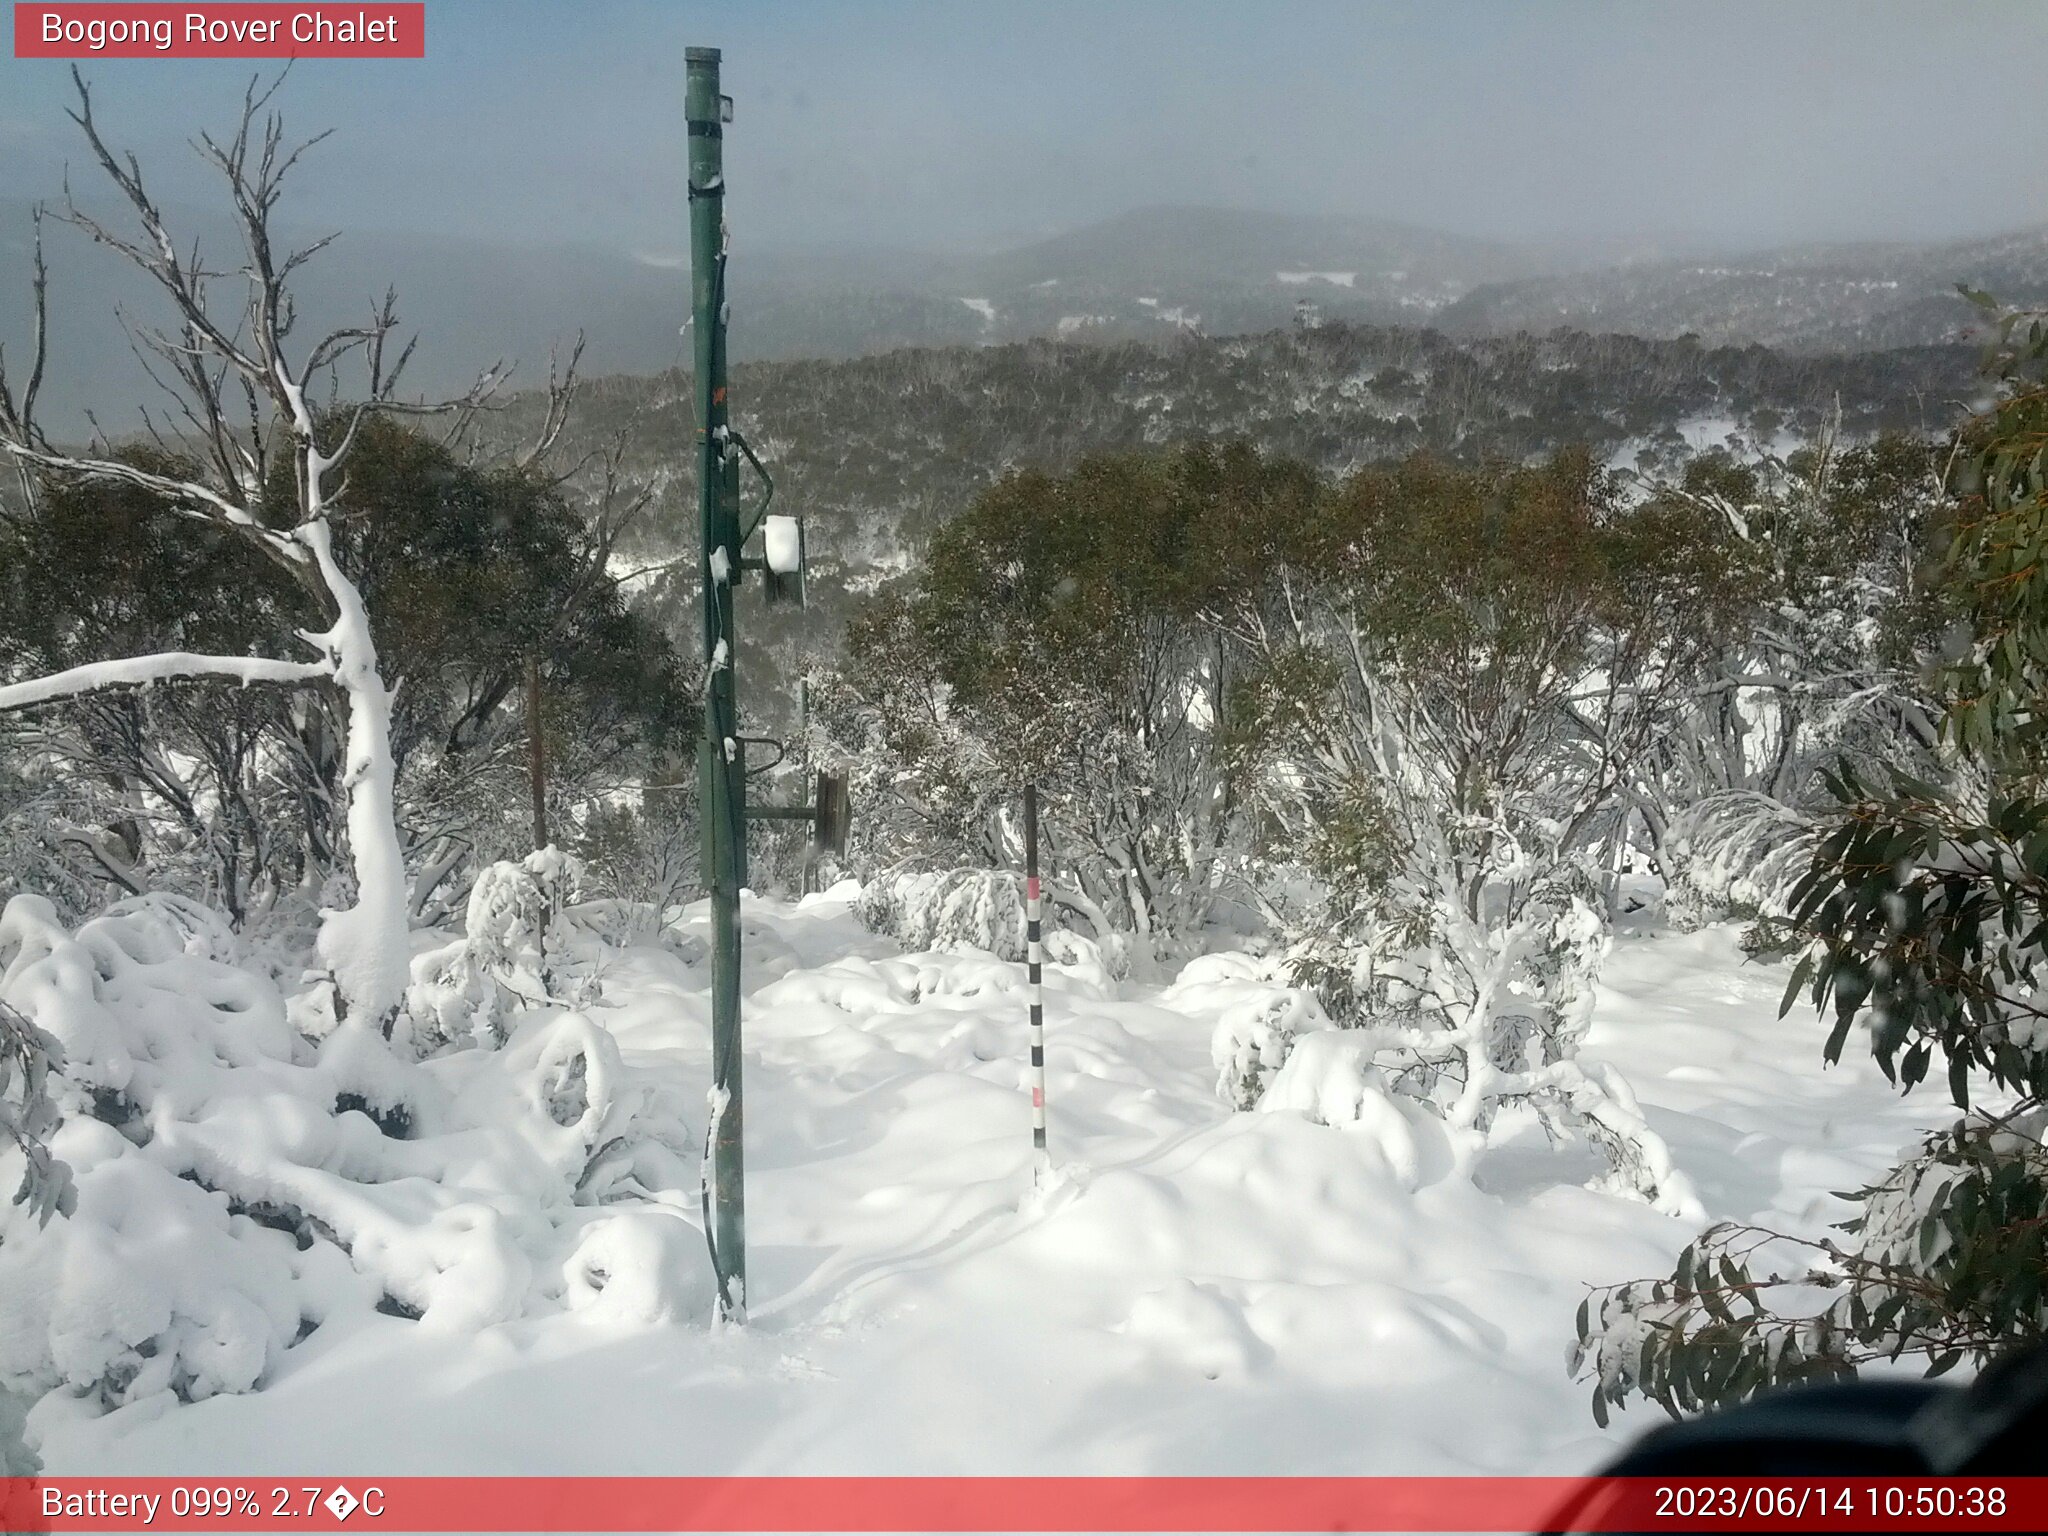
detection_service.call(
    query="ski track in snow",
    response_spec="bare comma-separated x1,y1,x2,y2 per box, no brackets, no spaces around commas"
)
37,895,1943,1477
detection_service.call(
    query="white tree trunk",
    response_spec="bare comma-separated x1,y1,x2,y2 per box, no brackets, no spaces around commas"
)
298,519,410,1027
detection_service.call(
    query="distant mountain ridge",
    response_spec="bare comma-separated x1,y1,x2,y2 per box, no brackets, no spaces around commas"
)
4,199,2043,432
1437,227,2048,351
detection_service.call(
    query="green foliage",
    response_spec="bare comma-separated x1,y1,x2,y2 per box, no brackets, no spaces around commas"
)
1787,770,2048,1106
830,441,1309,943
1228,448,1738,911
306,415,695,773
0,419,694,915
1939,301,2048,764
1575,307,2048,1419
1,997,74,1230
1574,1110,2048,1424
0,446,294,676
913,440,1308,767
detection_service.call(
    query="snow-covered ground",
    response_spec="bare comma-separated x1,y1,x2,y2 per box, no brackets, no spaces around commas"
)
28,891,1939,1478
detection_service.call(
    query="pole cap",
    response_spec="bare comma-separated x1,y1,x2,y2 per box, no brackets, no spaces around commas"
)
686,46,722,63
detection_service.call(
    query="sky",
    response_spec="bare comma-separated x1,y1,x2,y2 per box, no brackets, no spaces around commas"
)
1,0,2046,261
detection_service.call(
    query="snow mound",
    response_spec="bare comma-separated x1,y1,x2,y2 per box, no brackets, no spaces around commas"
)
1256,1030,1456,1188
1122,1279,1263,1378
0,891,705,1437
1158,955,1324,1110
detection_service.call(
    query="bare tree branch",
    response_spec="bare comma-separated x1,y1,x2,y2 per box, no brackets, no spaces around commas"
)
514,332,585,473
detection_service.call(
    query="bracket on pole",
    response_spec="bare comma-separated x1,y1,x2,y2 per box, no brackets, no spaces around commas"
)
746,768,852,859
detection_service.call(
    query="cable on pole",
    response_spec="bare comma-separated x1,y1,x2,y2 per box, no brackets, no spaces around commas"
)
1024,784,1050,1188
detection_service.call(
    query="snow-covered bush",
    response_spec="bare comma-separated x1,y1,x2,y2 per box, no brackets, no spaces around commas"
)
1253,1031,1456,1189
1161,954,1329,1110
402,847,592,1053
1218,452,1716,1217
823,447,1283,956
859,865,1136,980
0,890,703,1443
860,868,1030,961
1626,439,1949,911
573,799,699,925
1659,791,1816,934
1577,311,2048,1420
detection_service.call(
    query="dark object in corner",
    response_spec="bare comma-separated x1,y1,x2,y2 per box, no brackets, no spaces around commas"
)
1541,1343,2048,1532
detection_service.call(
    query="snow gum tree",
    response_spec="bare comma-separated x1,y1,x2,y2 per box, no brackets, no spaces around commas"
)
0,73,501,1026
1218,450,1731,1213
1575,305,2048,1422
1626,437,1952,933
1,416,693,931
828,442,1316,957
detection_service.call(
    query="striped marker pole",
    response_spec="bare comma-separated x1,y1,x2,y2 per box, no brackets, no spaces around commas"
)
1023,784,1050,1186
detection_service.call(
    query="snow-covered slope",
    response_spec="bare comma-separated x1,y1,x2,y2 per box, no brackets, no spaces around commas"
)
26,893,1944,1477
1437,228,2048,353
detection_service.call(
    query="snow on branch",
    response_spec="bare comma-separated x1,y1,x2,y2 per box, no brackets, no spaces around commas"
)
0,68,475,1026
0,652,329,714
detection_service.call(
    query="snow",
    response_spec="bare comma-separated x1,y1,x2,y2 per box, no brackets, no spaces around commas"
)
762,515,802,576
1275,271,1357,288
0,654,328,713
3,888,1958,1478
957,298,996,327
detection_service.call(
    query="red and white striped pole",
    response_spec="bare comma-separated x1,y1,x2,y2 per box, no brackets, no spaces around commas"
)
1023,784,1050,1186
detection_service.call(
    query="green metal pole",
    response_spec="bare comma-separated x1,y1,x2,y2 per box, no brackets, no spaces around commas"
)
687,44,745,1323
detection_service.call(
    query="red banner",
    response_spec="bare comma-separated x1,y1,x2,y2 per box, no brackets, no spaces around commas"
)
13,4,424,58
3,1476,2047,1532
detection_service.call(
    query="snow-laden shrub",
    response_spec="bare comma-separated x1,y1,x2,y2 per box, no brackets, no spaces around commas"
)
860,868,1029,960
1578,328,2048,1420
572,800,699,930
0,765,106,928
0,891,705,1441
1164,954,1329,1110
402,847,594,1052
1283,858,1702,1219
860,866,1137,978
1661,791,1816,933
1255,1031,1455,1189
1165,955,1464,1190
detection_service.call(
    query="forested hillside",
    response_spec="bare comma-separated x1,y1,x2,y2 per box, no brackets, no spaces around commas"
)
505,321,1985,572
1440,227,2048,352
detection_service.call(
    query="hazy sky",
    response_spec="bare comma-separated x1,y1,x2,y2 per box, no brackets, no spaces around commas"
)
2,0,2045,258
